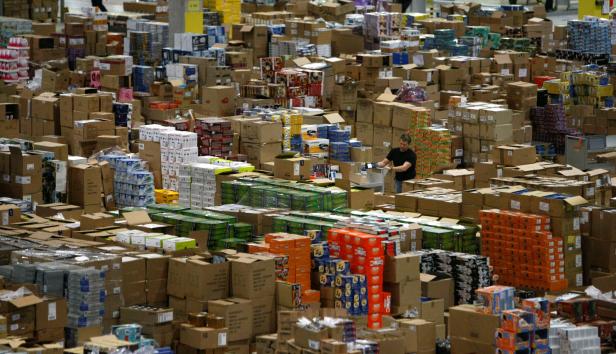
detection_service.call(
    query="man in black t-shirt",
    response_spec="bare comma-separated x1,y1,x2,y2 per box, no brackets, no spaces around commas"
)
376,133,416,193
92,0,108,12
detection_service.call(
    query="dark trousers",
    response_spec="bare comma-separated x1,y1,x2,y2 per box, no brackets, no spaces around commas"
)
401,0,412,12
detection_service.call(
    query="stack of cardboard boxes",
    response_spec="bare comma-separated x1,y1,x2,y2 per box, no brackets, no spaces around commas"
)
240,120,283,168
59,92,115,156
0,146,43,203
384,253,420,316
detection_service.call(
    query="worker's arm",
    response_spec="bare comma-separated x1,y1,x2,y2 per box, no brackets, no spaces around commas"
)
376,158,390,168
391,161,412,173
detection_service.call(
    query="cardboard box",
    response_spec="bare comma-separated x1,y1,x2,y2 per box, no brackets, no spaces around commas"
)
32,141,68,161
449,305,499,346
421,274,455,309
186,259,230,301
35,298,67,331
201,86,236,116
419,298,444,324
124,282,146,306
385,279,421,310
180,325,228,350
356,99,373,123
208,298,253,342
373,102,394,127
348,188,375,210
355,122,373,146
241,120,283,144
294,324,328,350
0,204,21,226
274,157,313,181
251,296,276,336
240,142,281,168
122,256,146,284
80,212,114,230
493,144,536,166
68,164,101,208
120,306,173,325
135,253,169,281
398,319,436,353
231,254,276,299
384,253,420,283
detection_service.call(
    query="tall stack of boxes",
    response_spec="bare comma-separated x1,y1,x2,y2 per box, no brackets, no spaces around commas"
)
68,164,102,213
0,147,43,204
506,81,538,119
450,101,522,166
59,93,116,156
480,209,567,291
383,253,420,315
240,120,283,168
589,209,616,275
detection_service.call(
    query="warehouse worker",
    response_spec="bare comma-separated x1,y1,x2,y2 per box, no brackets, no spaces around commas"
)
376,133,416,193
92,0,108,12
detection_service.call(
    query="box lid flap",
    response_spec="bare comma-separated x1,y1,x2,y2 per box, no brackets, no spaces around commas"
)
376,88,397,102
123,210,151,226
324,113,345,123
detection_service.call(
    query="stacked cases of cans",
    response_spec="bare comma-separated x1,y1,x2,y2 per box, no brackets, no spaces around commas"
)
67,267,106,328
194,117,233,157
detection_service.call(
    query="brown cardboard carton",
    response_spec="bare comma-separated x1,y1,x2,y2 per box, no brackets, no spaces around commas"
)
384,253,420,283
80,212,114,230
208,298,253,341
35,298,67,331
230,254,275,299
31,93,59,121
398,319,436,353
421,273,455,309
120,306,173,325
450,337,494,354
240,142,281,168
122,281,146,307
241,120,283,144
73,94,100,112
355,122,373,146
373,101,394,127
68,164,101,208
0,205,20,226
384,279,421,310
356,99,374,123
166,257,188,298
180,324,228,350
186,259,230,301
201,86,236,116
348,188,375,210
419,298,444,324
32,141,68,161
373,126,393,147
294,324,328,350
135,253,169,280
493,144,536,166
73,119,115,141
122,256,146,284
449,305,499,346
588,238,616,272
251,295,275,336
138,141,162,189
146,278,168,305
274,157,313,181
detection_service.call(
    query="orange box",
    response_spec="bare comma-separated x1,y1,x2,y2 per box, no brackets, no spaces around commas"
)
367,313,382,329
302,289,320,303
247,242,270,253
